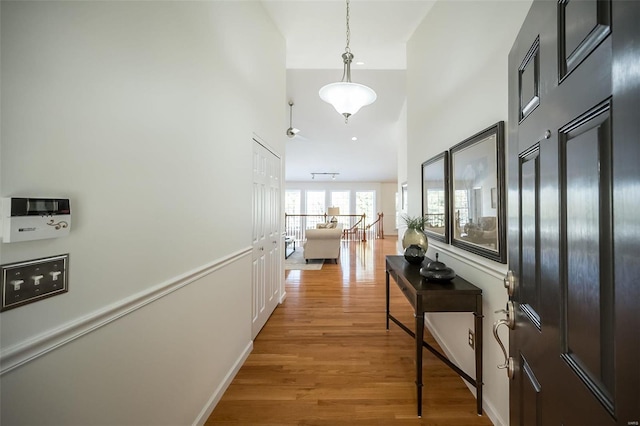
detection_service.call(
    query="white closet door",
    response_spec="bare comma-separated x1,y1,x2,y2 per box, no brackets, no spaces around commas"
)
252,140,281,339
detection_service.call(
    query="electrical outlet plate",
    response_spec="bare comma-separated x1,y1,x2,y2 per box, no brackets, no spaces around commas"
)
468,329,475,349
1,254,69,312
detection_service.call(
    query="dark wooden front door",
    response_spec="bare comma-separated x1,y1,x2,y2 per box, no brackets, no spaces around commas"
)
507,0,640,424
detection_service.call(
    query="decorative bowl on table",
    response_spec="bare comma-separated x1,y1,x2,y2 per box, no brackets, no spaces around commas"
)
420,253,456,282
403,244,425,265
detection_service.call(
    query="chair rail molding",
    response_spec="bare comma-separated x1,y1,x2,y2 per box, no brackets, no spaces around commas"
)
0,247,253,375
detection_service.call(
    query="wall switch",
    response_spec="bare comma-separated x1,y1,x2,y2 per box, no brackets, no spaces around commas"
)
468,329,475,349
1,254,69,312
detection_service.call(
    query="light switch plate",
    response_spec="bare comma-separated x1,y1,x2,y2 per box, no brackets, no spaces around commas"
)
1,254,69,312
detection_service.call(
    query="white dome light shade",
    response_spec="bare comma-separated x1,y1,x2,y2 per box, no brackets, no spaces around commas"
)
319,82,377,118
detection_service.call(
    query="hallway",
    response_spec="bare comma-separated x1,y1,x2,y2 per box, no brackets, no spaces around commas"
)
206,239,492,425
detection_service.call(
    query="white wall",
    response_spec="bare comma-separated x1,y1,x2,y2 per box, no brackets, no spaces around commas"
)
0,1,286,424
380,182,398,236
396,100,408,251
406,1,532,425
285,181,397,236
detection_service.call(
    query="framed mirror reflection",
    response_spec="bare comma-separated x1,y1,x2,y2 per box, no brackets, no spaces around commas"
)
449,122,506,263
421,152,449,243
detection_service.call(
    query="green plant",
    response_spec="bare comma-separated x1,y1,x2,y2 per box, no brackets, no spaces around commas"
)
402,214,426,231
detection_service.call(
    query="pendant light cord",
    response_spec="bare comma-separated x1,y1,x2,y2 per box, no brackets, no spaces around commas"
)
341,0,353,84
289,102,293,127
345,0,351,54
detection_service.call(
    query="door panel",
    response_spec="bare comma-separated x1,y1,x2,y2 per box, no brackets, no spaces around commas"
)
611,1,640,421
519,355,541,426
519,147,541,329
252,140,281,339
559,0,611,79
252,147,267,333
508,0,639,424
519,37,540,121
266,156,281,311
560,102,615,413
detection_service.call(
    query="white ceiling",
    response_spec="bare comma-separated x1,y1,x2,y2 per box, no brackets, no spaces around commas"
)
261,1,437,182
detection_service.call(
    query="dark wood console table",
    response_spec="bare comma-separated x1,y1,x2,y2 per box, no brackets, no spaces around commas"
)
385,255,483,418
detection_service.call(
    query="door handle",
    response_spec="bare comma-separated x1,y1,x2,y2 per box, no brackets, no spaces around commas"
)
493,318,515,379
503,270,515,297
495,300,515,329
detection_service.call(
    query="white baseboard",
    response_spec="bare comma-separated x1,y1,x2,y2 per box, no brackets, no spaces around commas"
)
423,317,505,426
192,341,253,426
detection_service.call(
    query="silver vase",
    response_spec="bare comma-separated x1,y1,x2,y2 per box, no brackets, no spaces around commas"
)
402,228,428,252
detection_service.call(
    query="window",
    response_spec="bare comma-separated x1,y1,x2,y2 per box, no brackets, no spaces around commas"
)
305,190,325,229
454,189,470,228
330,191,350,214
355,191,375,223
330,191,350,228
285,190,301,214
285,190,301,236
426,189,446,227
306,190,326,214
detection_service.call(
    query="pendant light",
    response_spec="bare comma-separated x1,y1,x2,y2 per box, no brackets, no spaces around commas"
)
319,0,376,123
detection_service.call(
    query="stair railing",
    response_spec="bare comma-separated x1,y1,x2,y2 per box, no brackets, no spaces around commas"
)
285,213,370,242
364,212,385,240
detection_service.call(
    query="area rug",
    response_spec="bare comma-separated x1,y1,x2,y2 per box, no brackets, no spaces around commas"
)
285,248,324,270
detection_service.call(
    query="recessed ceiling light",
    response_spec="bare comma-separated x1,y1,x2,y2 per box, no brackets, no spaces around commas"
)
351,137,358,141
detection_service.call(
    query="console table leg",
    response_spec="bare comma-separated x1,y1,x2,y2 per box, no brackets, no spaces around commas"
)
416,312,424,417
385,271,390,330
474,299,483,416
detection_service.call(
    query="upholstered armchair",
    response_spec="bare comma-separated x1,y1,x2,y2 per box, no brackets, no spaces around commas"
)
302,227,342,263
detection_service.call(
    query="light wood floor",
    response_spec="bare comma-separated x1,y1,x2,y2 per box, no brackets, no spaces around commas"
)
206,238,492,425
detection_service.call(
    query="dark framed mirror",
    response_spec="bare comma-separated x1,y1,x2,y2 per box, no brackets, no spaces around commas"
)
401,182,408,212
449,122,506,263
421,152,449,243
